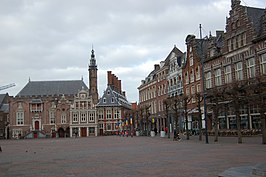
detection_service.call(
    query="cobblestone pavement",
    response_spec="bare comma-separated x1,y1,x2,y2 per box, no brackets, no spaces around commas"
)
0,135,265,177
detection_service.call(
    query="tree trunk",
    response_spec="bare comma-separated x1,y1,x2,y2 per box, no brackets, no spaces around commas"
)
185,103,189,140
235,108,242,144
198,103,202,141
214,104,219,142
261,113,266,144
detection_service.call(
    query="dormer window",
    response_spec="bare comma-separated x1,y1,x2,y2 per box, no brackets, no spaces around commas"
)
103,98,106,103
107,90,110,95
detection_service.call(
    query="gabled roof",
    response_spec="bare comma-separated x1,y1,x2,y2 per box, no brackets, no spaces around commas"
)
0,94,6,105
246,6,266,36
0,93,9,113
17,80,88,97
97,86,131,109
0,104,9,113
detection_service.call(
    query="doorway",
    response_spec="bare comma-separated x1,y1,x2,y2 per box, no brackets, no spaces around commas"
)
35,121,39,130
58,128,65,138
80,127,87,137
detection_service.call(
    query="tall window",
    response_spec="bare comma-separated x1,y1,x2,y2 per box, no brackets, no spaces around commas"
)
49,111,55,124
260,53,266,75
214,69,222,86
224,65,232,83
89,113,94,122
98,109,104,120
190,56,193,66
61,113,66,124
114,109,120,119
235,62,243,80
228,39,232,52
196,66,200,80
247,58,255,78
196,84,201,93
205,71,212,89
106,109,112,119
191,85,195,103
190,69,194,83
185,72,189,84
81,113,86,122
186,87,190,96
73,113,78,122
16,111,24,125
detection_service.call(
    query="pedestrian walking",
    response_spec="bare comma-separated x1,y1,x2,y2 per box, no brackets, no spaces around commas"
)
154,127,157,136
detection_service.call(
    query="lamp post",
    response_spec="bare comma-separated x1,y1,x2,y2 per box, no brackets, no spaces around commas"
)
199,24,209,144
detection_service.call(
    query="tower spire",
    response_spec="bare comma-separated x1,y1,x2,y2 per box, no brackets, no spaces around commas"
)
90,47,96,67
88,47,98,105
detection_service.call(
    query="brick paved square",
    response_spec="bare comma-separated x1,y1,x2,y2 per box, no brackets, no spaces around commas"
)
0,136,265,177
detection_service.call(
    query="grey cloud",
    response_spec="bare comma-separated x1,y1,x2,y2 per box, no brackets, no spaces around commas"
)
0,0,263,102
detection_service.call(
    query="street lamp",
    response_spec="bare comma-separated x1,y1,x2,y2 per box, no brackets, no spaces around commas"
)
199,24,209,144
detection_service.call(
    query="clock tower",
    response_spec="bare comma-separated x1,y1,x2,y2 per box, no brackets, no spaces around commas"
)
88,48,98,105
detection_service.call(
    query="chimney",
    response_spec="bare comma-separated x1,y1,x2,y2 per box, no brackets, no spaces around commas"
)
107,71,112,86
154,64,160,70
118,80,122,93
114,76,118,92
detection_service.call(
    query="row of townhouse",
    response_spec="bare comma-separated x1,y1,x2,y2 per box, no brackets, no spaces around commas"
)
138,0,266,134
6,49,132,139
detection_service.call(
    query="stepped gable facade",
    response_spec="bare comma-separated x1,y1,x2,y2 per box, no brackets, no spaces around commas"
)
203,0,266,130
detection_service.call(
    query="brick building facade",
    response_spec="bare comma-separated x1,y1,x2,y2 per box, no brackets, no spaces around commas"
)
97,71,131,135
8,49,99,138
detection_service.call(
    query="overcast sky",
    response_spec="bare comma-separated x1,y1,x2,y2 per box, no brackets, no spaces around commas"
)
0,0,265,102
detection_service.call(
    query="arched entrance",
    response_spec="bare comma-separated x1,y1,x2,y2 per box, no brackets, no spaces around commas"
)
58,128,65,138
65,127,70,138
35,121,39,130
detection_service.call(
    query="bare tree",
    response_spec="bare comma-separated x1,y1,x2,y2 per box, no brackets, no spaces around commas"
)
225,80,248,144
181,95,191,140
206,87,225,142
249,75,266,144
171,95,183,140
195,93,203,141
163,98,171,138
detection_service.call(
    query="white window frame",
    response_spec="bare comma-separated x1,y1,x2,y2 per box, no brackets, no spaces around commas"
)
98,109,104,120
205,71,212,89
190,69,194,83
106,109,112,119
49,110,55,124
61,112,67,124
196,84,201,93
214,69,222,86
185,72,189,84
247,58,255,78
73,113,78,122
196,66,200,81
235,62,243,81
224,65,232,84
114,109,120,119
260,53,266,75
89,112,94,122
16,111,24,125
81,113,87,122
191,85,195,103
